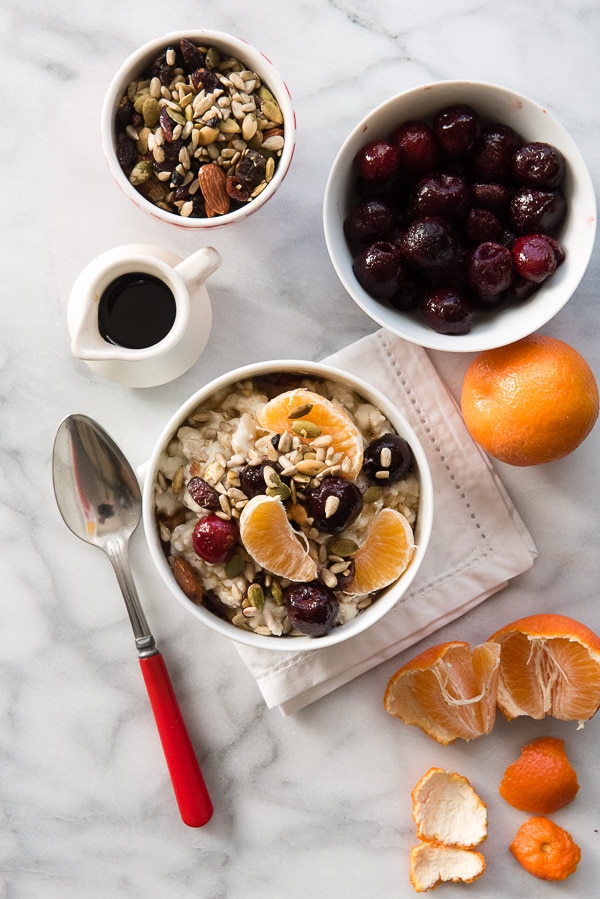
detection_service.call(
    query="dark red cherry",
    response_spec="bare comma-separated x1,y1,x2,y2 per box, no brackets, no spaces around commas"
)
362,434,413,484
471,124,522,181
285,582,339,636
511,142,566,190
512,234,559,283
305,477,363,533
192,515,238,564
465,208,504,244
354,139,401,181
400,217,458,272
471,182,514,214
344,198,398,244
353,241,407,298
510,188,567,234
411,173,471,220
467,242,514,299
421,288,476,335
390,120,440,175
433,104,482,158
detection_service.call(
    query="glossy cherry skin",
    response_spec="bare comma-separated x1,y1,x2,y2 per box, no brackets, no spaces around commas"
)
192,515,238,564
421,288,476,335
285,582,339,636
467,242,514,299
511,141,566,190
305,477,363,533
362,434,413,484
353,242,407,298
512,234,559,283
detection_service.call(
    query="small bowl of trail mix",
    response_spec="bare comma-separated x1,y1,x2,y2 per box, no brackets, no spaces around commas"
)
141,360,433,651
101,30,295,227
323,80,596,352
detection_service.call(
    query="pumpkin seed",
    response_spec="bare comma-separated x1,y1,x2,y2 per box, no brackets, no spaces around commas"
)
247,583,265,611
328,536,359,557
224,554,246,579
288,403,313,420
291,420,322,439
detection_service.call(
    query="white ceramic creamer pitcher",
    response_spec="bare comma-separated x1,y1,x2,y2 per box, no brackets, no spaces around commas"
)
68,244,221,387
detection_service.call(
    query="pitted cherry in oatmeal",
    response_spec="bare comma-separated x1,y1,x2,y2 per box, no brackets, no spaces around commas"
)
154,375,419,638
115,38,285,218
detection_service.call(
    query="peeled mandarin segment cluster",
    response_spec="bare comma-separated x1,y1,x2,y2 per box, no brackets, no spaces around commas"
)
488,613,600,722
384,641,501,744
239,494,317,582
460,335,599,466
409,768,487,893
348,507,415,594
256,388,364,479
500,736,579,814
510,816,581,881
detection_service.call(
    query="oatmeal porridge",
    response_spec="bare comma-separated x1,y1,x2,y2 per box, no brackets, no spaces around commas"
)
154,374,420,638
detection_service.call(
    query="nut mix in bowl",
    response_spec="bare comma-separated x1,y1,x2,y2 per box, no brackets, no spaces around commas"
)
142,361,433,652
323,81,596,353
101,30,295,228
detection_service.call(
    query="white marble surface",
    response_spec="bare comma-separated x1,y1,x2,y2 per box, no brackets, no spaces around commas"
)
2,1,599,896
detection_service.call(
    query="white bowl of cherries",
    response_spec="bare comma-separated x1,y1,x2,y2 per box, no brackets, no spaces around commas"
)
323,80,596,352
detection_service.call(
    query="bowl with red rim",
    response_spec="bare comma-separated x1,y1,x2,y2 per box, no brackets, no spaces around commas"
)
141,359,434,652
323,80,596,352
101,30,295,229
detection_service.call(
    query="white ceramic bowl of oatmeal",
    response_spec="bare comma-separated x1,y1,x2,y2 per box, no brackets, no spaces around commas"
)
101,30,295,228
141,360,433,651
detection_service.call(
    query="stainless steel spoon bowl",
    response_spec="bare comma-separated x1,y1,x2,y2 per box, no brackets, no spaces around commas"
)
52,413,213,827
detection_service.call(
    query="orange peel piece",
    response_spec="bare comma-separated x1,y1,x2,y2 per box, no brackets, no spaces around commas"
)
411,768,488,848
410,842,486,893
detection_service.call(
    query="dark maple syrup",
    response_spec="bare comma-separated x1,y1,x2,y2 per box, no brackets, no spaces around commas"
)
98,272,177,349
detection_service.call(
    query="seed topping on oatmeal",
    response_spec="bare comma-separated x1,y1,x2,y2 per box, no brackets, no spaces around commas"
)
154,376,420,638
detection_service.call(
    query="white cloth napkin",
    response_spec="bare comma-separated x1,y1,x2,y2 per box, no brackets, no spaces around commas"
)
235,330,537,716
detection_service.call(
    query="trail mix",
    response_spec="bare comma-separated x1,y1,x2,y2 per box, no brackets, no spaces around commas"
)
114,38,285,218
153,376,420,638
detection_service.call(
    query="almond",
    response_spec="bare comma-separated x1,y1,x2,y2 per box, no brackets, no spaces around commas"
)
173,557,203,605
198,163,231,216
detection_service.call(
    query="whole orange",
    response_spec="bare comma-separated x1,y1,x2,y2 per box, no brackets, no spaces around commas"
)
460,335,599,466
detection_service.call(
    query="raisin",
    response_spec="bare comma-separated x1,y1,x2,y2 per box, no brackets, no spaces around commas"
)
235,149,267,187
150,52,174,86
226,175,253,202
116,133,137,170
159,106,174,142
188,477,220,510
179,39,205,73
190,68,221,93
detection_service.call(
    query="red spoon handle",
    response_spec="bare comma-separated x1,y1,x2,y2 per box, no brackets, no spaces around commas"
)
139,652,213,827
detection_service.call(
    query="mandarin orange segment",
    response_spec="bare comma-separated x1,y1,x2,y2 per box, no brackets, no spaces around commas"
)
384,641,501,744
510,816,581,881
239,494,317,582
409,843,486,893
500,736,579,814
411,768,487,848
347,507,415,595
460,334,599,466
489,614,600,722
257,388,364,479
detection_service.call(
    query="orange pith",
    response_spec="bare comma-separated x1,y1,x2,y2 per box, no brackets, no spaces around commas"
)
409,768,487,892
347,507,415,594
412,768,488,848
460,335,599,466
384,641,501,744
238,494,317,582
500,736,579,813
488,614,600,722
510,816,581,881
257,388,364,479
409,843,486,892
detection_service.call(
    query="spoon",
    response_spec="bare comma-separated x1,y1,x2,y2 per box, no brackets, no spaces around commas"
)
52,413,213,827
